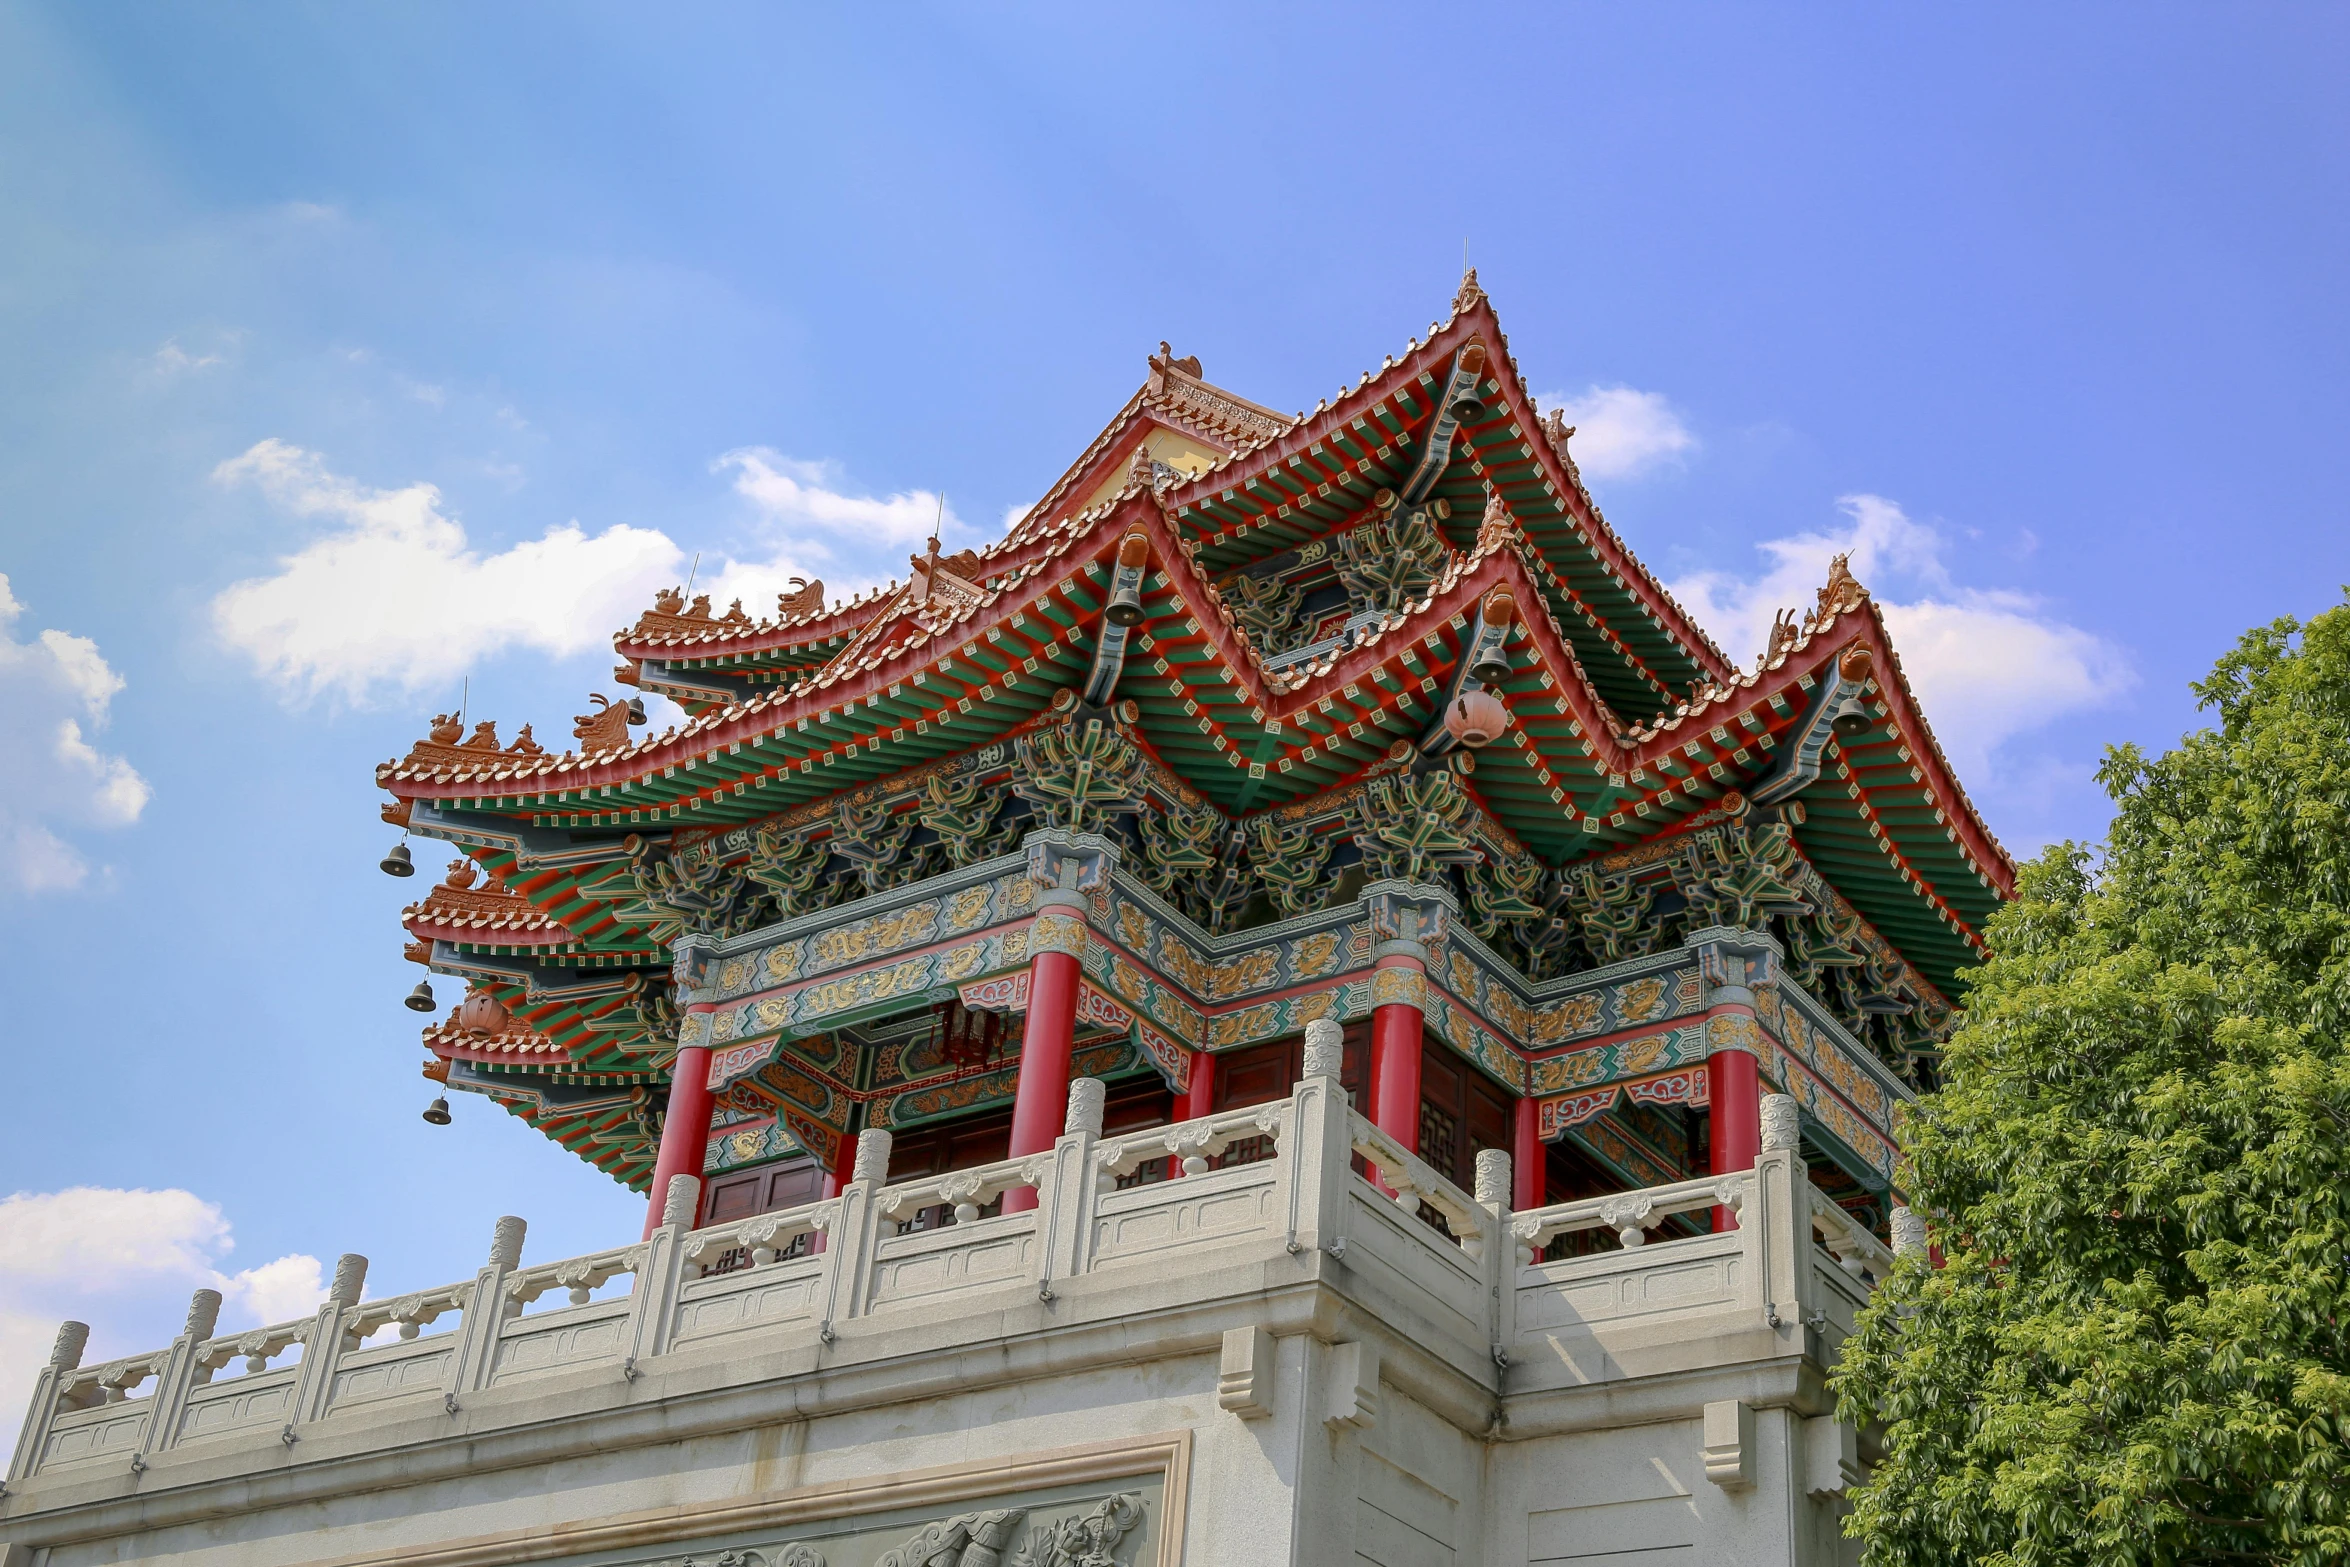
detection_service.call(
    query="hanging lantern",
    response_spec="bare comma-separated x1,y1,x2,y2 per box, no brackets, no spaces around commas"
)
404,979,437,1013
420,1096,452,1126
932,999,1003,1076
1443,689,1510,748
379,840,415,877
457,987,511,1036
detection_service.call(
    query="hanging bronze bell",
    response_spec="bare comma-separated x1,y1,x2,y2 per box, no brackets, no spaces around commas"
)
1832,709,1871,739
421,1096,452,1126
627,697,647,725
380,841,415,877
404,979,437,1013
1450,391,1488,425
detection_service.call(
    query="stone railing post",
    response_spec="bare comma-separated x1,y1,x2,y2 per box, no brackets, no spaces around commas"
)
622,1175,700,1373
1890,1204,1928,1258
819,1128,893,1331
1752,1093,1805,1344
445,1215,526,1408
1284,1019,1356,1260
1037,1077,1105,1294
290,1254,370,1427
1472,1147,1514,1363
137,1288,224,1459
7,1321,89,1484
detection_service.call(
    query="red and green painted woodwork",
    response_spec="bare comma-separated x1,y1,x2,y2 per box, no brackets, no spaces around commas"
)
384,368,2005,1011
651,821,1911,1199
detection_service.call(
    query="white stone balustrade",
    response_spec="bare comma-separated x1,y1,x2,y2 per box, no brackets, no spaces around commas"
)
878,1152,1048,1227
5,1064,1891,1503
1510,1171,1748,1263
1092,1101,1287,1184
1347,1114,1491,1247
1808,1189,1895,1287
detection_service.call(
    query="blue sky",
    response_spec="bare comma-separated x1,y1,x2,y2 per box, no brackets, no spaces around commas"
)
3,4,2346,1438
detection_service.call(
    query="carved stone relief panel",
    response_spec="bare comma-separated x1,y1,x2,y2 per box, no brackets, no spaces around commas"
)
598,1483,1158,1567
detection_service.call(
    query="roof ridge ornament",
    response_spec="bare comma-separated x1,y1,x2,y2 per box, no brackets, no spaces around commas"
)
1454,266,1487,314
778,576,826,619
1806,553,1870,631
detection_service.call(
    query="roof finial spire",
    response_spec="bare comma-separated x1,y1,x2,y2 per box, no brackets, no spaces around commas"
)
919,494,945,606
1454,260,1485,314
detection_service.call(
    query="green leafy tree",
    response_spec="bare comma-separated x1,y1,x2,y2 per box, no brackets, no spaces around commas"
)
1835,597,2350,1565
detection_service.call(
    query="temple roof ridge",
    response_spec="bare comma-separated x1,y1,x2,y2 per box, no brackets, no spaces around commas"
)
1153,279,1734,700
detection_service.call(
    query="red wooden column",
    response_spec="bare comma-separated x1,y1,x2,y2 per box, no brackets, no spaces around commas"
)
1181,1049,1217,1122
1367,956,1427,1154
1512,1094,1544,1214
820,1125,858,1200
1689,929,1777,1231
642,1042,715,1239
1001,897,1088,1214
1708,1045,1762,1232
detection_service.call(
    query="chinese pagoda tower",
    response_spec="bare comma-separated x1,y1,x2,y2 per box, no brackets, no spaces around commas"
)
6,272,2014,1567
378,270,2007,1244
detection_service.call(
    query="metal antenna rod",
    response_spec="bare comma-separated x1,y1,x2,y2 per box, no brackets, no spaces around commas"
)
682,551,701,599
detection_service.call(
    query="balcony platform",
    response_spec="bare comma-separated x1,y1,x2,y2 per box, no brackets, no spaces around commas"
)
3,1067,1886,1567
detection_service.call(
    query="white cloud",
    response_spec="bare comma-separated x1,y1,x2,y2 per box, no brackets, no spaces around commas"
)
209,441,974,708
1668,494,2133,788
0,577,149,893
210,440,683,703
0,1188,323,1466
716,448,956,548
150,339,222,377
1538,385,1698,482
699,448,978,618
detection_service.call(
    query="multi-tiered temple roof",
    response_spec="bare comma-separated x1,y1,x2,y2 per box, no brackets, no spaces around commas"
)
378,274,2010,1207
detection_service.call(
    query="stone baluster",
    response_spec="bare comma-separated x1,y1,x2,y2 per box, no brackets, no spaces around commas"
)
1036,1077,1106,1294
291,1254,370,1426
1751,1093,1805,1340
623,1175,701,1374
138,1288,226,1461
445,1215,527,1409
1284,1019,1355,1261
7,1321,90,1484
820,1128,894,1330
1471,1147,1513,1362
1168,1048,1217,1180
